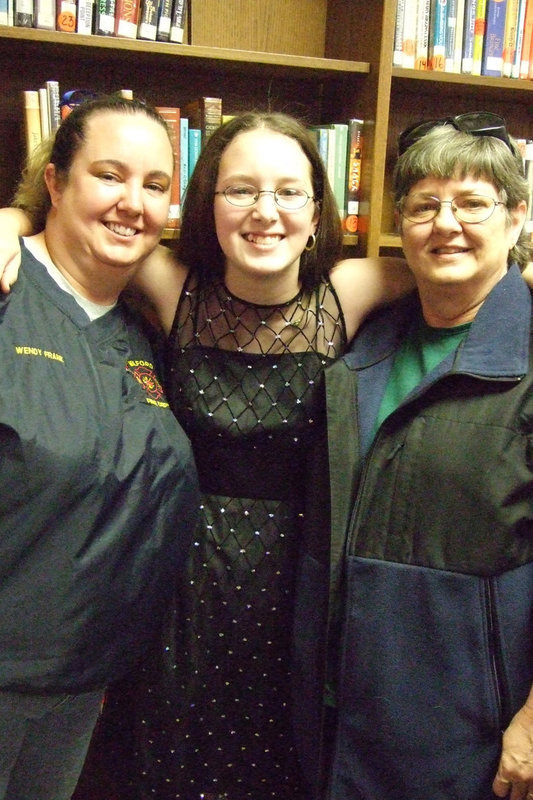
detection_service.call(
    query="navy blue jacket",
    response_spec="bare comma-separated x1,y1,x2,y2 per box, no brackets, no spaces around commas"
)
0,244,199,693
325,265,533,799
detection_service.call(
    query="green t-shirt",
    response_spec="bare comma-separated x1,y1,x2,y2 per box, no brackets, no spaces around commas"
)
375,316,471,432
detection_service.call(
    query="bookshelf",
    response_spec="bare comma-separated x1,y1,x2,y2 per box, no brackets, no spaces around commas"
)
2,0,533,255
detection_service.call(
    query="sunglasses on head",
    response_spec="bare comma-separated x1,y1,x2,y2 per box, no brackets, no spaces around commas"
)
398,112,514,156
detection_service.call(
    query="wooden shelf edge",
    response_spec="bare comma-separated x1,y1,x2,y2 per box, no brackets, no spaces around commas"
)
0,26,370,75
392,66,533,91
379,232,402,250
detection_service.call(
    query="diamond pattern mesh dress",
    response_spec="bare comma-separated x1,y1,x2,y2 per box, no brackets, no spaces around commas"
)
135,273,347,800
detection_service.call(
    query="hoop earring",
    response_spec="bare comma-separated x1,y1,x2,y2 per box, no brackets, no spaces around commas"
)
304,233,317,251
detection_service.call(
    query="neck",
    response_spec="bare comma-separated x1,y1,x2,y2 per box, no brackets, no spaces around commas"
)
417,270,506,328
224,268,301,306
41,227,134,306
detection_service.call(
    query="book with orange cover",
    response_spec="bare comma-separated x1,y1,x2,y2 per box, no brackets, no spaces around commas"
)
156,106,181,229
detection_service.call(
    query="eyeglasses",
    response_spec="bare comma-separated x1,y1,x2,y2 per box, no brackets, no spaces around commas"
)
214,184,315,210
398,193,506,224
398,112,514,156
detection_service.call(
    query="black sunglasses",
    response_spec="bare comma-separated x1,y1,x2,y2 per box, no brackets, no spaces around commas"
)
398,112,514,156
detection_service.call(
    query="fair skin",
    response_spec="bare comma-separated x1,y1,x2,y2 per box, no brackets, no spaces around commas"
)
400,173,533,800
39,111,174,305
399,175,527,327
130,128,415,340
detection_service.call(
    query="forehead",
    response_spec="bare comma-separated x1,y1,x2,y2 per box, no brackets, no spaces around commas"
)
409,174,499,196
79,111,174,168
218,128,313,181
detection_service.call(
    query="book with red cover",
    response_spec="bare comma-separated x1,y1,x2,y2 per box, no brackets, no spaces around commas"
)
156,106,181,229
114,0,140,37
344,118,364,235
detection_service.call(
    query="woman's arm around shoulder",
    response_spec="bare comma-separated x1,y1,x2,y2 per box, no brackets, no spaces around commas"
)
0,208,34,292
132,244,189,336
329,256,415,342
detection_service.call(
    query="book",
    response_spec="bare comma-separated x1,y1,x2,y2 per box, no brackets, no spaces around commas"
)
309,126,329,170
14,0,33,26
502,0,520,75
519,0,533,76
38,87,50,140
461,0,478,71
428,0,448,70
402,0,419,68
188,128,201,180
170,0,187,43
471,0,488,74
156,0,173,41
114,0,140,37
325,122,348,220
138,0,160,40
94,0,116,35
452,0,466,71
183,97,222,146
180,115,189,202
393,0,406,66
34,0,56,29
23,90,41,157
344,118,363,234
415,0,431,68
444,0,458,71
0,0,10,25
77,0,94,32
524,140,533,233
481,0,507,76
156,106,181,229
46,80,61,135
511,0,528,75
56,0,77,31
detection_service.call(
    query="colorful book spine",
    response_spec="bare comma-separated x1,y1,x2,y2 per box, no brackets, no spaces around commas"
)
184,97,222,147
462,0,478,71
482,0,507,76
188,128,201,180
94,0,116,34
471,0,488,74
329,122,348,220
511,0,528,75
23,90,41,157
502,0,520,75
0,0,9,25
138,0,161,40
170,0,187,43
156,0,173,41
393,0,406,66
77,0,94,32
452,0,466,69
114,0,140,37
156,106,181,228
519,0,533,76
179,116,189,201
415,0,431,68
402,0,418,68
57,0,77,31
428,0,448,70
344,118,363,234
445,0,458,70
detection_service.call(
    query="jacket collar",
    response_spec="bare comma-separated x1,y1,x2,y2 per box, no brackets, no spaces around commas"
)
345,264,531,380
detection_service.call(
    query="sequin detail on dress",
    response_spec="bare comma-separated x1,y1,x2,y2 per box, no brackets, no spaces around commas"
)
136,275,346,800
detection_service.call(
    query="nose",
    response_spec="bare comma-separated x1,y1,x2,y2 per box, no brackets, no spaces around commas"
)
117,182,143,215
252,191,280,220
432,200,462,231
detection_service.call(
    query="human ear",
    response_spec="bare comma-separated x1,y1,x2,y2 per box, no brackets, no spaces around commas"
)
44,163,63,208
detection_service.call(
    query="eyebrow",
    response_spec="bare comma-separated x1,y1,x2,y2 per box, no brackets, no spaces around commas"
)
91,159,172,181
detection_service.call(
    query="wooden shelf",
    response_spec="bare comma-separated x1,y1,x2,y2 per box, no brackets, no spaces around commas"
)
0,26,370,79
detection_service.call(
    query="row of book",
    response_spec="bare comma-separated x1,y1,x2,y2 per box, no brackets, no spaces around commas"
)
310,120,364,233
21,83,365,232
394,0,533,79
2,0,187,43
22,87,223,229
